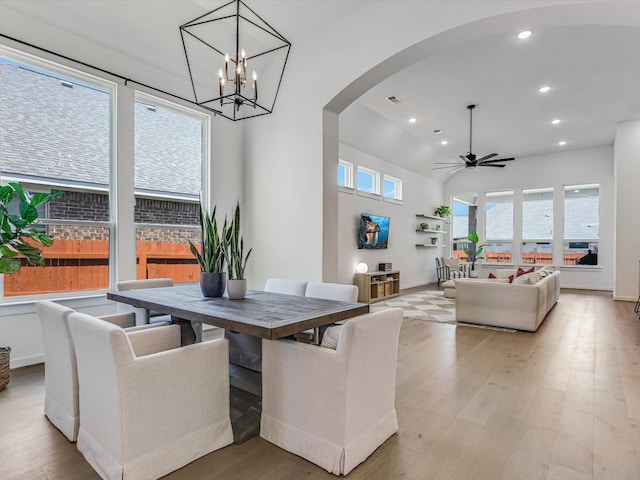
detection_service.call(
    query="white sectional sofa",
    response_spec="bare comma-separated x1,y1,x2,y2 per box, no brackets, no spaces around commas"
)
455,269,561,332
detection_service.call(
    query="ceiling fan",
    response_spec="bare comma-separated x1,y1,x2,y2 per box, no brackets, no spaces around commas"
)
433,104,515,174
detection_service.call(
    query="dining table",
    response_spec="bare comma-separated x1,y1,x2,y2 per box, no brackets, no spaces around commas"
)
106,282,370,443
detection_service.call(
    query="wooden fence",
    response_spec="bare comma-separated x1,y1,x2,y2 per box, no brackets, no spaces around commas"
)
4,239,200,297
452,250,585,266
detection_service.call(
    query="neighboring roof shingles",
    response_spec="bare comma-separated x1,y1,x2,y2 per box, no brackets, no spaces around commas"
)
0,62,201,196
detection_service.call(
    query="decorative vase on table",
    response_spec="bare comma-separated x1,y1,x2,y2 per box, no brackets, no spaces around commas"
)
200,272,227,298
226,279,247,300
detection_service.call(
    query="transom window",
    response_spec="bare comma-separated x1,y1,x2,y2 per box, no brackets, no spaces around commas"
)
383,174,402,201
356,166,380,195
338,159,353,188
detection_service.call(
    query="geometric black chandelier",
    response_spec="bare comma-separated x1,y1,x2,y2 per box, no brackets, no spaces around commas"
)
180,0,291,121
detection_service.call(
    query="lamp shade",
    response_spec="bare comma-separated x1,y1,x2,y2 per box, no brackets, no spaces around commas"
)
355,263,368,274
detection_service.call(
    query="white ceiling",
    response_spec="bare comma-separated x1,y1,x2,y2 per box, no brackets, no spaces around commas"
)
3,2,640,182
352,24,640,179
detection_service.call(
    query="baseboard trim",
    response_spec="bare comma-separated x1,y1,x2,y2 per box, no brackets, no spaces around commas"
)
613,295,637,302
10,353,44,369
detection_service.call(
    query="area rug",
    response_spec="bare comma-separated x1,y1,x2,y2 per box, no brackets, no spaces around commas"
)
370,290,516,332
370,290,456,324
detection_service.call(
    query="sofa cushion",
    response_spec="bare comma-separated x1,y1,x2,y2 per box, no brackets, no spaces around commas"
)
496,269,517,280
517,267,535,277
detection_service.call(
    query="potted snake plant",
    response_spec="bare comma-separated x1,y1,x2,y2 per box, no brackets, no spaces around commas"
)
189,204,228,297
224,201,252,299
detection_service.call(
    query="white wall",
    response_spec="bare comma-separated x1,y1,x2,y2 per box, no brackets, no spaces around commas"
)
338,144,443,288
613,120,640,301
444,145,614,290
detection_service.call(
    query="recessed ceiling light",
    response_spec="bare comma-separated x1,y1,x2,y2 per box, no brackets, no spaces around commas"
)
440,140,448,145
517,30,532,40
409,117,417,123
558,140,567,146
539,85,551,94
551,119,561,125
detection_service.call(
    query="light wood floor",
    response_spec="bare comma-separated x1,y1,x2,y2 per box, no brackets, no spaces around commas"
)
2,289,640,479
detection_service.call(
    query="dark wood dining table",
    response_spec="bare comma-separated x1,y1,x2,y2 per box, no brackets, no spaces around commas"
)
107,282,369,443
107,282,369,340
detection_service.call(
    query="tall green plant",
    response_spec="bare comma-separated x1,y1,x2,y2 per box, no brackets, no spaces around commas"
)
189,205,228,273
0,182,63,274
225,201,252,280
464,230,485,270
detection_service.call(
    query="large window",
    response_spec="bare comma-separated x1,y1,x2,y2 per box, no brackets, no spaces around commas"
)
485,191,513,263
564,184,599,265
0,54,114,297
452,193,477,260
522,187,554,265
134,94,206,282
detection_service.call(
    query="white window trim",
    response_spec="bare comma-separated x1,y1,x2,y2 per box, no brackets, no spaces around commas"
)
382,174,403,201
356,166,380,195
338,159,354,189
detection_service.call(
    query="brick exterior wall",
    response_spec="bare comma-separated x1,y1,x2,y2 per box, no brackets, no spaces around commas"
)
48,190,200,242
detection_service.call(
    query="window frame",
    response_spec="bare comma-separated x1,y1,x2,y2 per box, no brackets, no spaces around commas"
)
563,183,600,267
484,190,514,264
338,159,354,190
356,165,381,197
382,174,403,203
0,46,117,302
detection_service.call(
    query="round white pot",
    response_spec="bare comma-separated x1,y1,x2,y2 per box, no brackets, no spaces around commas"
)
226,279,247,300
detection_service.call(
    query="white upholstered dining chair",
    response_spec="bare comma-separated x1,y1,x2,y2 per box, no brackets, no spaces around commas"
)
36,300,140,442
115,277,174,325
68,311,233,480
260,307,403,475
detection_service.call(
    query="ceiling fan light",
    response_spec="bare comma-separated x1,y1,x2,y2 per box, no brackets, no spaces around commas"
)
517,30,532,40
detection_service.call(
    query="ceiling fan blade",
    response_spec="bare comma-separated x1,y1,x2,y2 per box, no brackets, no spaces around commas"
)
476,153,498,162
479,157,515,164
432,165,464,170
434,162,465,165
459,155,470,164
448,167,466,175
480,164,506,168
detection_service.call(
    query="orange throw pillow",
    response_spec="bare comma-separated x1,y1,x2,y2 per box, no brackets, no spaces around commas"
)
508,275,515,283
489,273,497,279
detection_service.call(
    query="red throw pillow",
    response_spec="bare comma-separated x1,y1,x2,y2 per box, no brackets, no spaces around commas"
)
516,266,535,277
508,275,515,283
489,273,497,279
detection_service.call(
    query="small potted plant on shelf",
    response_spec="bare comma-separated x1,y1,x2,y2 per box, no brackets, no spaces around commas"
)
434,205,452,218
430,237,438,245
419,222,429,230
189,204,228,297
0,182,63,391
224,201,252,300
